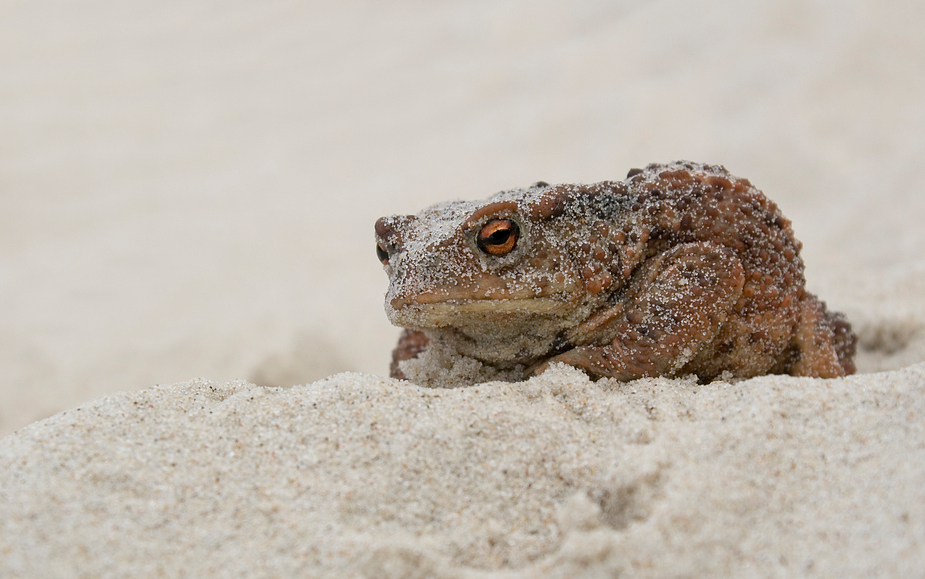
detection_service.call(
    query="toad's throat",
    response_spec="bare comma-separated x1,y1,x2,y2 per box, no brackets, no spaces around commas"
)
388,297,584,366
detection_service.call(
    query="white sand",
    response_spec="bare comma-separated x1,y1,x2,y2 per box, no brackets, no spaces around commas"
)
2,0,925,576
2,366,924,577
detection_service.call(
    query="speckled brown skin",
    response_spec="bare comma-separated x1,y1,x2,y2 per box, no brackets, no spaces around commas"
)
377,162,856,382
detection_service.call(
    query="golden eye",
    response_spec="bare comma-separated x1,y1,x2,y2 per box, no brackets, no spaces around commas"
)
477,219,519,255
376,242,390,265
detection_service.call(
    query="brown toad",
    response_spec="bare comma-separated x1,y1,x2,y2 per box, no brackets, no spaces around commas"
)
375,161,856,384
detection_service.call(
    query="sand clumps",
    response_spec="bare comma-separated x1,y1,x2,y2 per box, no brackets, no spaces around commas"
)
2,363,924,577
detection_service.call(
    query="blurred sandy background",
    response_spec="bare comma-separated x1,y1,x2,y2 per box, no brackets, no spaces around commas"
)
2,0,924,436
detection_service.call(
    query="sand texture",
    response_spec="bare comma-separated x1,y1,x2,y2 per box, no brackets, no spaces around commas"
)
3,0,925,576
2,365,924,577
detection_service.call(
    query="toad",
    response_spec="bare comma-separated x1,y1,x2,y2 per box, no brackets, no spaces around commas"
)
375,161,856,384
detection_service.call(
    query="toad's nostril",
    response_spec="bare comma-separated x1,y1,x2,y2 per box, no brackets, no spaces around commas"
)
376,242,390,265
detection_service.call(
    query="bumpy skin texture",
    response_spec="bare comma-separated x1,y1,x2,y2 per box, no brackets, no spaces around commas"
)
376,162,856,382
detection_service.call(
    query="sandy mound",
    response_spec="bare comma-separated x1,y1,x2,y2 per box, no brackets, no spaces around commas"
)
2,364,923,577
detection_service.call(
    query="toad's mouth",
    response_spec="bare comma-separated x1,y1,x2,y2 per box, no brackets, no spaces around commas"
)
388,296,575,328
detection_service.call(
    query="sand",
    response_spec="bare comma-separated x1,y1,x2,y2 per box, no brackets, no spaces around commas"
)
2,0,925,576
2,366,924,577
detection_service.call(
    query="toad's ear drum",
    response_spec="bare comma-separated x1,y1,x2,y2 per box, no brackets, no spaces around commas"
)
476,219,519,255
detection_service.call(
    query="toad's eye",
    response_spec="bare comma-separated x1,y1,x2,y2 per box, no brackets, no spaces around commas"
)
477,219,519,256
376,242,390,265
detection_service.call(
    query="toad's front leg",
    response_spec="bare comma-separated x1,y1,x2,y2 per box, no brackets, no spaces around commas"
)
538,242,745,380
